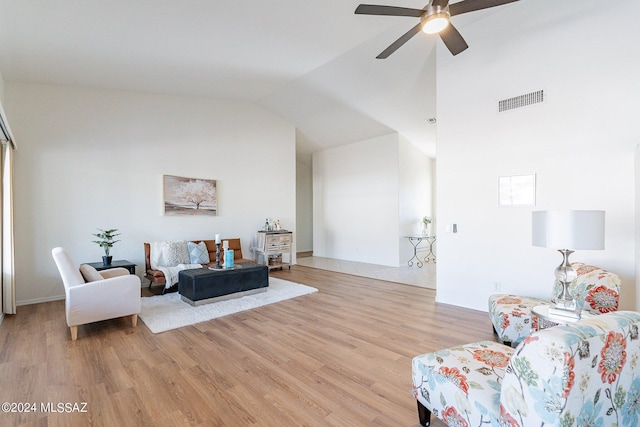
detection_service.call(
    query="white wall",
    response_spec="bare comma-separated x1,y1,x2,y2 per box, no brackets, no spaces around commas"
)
399,137,434,263
436,0,639,311
313,134,400,265
296,159,313,252
313,133,433,266
636,145,640,311
6,83,296,305
0,69,5,104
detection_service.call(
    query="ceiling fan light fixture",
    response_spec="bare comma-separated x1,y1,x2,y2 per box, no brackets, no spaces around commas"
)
421,12,449,34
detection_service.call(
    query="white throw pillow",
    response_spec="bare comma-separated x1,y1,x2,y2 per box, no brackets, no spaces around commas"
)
162,241,190,266
79,264,104,282
187,241,210,264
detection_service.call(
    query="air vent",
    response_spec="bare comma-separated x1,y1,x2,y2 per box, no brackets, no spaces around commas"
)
498,90,544,112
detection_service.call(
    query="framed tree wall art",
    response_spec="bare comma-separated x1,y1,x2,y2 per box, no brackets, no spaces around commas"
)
163,175,217,216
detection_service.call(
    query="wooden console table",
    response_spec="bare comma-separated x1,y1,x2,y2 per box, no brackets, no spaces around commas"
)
254,231,292,270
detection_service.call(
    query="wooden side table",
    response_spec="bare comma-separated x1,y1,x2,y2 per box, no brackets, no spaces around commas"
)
86,260,136,275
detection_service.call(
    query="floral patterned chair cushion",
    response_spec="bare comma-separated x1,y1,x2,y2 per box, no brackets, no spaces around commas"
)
412,311,640,427
488,263,620,347
488,294,551,347
412,340,515,426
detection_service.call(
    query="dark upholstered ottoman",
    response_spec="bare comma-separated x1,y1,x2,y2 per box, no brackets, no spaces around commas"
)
178,264,269,306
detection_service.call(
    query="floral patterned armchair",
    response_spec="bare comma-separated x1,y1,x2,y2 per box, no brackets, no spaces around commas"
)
412,311,640,427
488,262,620,347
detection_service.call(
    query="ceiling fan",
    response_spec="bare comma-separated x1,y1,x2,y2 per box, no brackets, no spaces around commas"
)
355,0,520,58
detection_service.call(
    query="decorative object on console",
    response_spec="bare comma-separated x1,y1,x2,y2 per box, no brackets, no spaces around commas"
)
163,175,217,216
422,216,432,236
532,210,605,312
91,228,121,266
263,218,282,231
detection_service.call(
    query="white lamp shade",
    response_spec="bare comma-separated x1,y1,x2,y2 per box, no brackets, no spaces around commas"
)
532,210,605,250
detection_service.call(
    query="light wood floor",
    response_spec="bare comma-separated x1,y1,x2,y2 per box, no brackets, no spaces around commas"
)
0,266,495,427
296,256,436,289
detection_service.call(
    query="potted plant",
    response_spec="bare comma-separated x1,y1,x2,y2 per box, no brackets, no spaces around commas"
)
92,228,121,266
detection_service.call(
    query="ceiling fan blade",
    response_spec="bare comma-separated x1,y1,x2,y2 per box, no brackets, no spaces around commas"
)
438,22,468,55
431,0,450,8
449,0,519,17
355,4,425,17
376,23,422,59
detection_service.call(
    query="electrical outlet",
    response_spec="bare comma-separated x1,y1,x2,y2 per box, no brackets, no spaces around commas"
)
494,282,501,291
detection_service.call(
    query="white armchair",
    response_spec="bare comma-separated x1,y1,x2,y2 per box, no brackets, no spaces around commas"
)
52,247,141,340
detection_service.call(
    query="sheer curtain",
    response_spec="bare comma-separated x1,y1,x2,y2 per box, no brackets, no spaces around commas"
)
1,102,16,315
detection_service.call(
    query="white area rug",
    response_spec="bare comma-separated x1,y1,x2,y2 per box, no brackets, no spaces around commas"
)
139,278,317,333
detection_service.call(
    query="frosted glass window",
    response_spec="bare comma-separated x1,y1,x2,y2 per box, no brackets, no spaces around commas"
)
498,174,535,206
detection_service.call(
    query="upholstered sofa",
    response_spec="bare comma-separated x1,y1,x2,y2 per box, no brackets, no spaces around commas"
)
488,262,620,346
144,238,252,290
412,311,640,427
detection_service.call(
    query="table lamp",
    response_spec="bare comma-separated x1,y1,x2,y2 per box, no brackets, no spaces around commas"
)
532,210,605,311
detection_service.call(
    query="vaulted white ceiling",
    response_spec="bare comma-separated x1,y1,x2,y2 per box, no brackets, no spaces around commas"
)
0,0,514,162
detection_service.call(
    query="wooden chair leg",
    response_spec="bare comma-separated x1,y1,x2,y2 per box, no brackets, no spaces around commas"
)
417,400,431,426
131,314,138,328
70,325,78,341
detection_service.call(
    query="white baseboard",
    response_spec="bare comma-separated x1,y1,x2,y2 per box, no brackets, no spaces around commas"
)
17,294,65,306
17,281,150,306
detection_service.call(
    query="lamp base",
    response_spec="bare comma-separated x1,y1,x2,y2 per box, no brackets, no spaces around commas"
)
554,294,576,311
552,249,577,305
